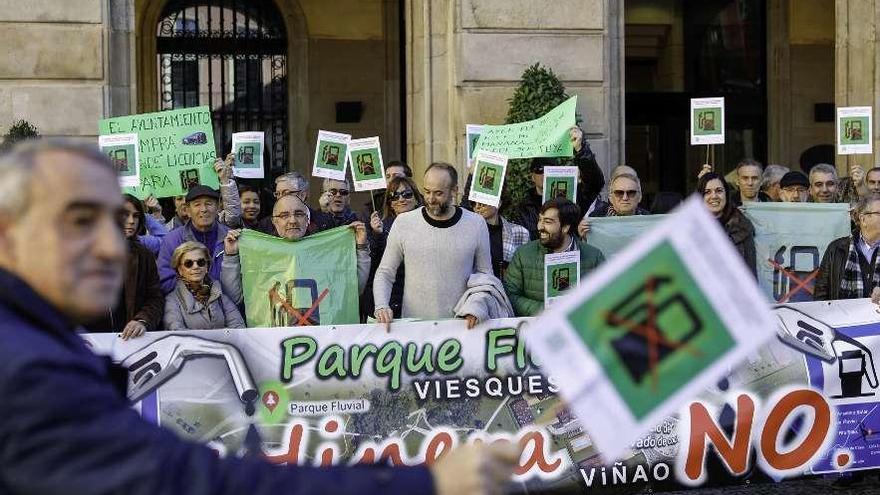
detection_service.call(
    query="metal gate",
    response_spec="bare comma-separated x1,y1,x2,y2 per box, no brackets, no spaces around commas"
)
156,0,288,179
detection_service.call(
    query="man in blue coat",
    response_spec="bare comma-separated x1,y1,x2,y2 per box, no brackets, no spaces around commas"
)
0,139,519,495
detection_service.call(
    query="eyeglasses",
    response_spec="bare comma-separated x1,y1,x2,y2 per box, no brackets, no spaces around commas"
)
532,167,544,175
326,188,350,197
273,211,308,221
389,190,414,201
182,258,207,268
612,189,639,199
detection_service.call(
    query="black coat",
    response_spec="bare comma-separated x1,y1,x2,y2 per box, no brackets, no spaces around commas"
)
813,236,877,301
723,208,758,277
0,269,434,494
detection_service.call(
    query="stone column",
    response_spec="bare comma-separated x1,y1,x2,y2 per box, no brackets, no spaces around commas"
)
835,0,877,174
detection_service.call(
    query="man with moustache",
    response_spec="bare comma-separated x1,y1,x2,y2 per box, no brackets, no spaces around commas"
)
221,194,372,306
0,139,523,495
503,198,604,316
373,162,492,327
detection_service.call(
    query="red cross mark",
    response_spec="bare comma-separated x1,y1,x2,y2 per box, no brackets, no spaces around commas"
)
602,277,704,392
768,258,818,303
269,287,330,326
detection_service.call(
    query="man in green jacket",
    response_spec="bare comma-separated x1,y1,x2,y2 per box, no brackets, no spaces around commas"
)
503,198,605,316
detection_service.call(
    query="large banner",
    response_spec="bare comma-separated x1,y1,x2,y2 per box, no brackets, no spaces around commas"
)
589,203,851,303
84,300,880,493
239,227,359,327
742,202,850,303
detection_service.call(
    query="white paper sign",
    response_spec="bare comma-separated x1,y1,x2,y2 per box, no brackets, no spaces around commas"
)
467,150,508,208
312,130,352,181
99,133,140,188
542,166,579,204
466,124,484,170
690,97,725,145
544,250,580,308
347,137,386,192
231,131,265,179
523,197,775,462
837,106,873,155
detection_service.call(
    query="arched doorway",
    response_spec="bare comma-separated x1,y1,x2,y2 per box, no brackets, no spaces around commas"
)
155,0,289,181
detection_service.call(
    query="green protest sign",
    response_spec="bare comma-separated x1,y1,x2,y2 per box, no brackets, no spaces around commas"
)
837,106,873,154
239,226,359,327
99,106,219,199
473,95,577,158
232,131,264,179
542,166,578,203
544,251,580,307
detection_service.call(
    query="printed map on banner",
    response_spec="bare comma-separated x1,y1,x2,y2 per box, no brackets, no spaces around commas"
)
524,197,776,462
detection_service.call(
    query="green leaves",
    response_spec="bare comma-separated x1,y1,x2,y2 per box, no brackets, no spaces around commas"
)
1,120,40,151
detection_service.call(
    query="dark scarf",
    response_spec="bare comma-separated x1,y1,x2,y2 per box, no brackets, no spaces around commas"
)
183,277,213,306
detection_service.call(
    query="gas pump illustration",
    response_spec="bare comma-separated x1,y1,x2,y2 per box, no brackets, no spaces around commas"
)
179,169,200,191
121,335,259,415
238,145,255,165
356,153,376,176
552,267,571,292
698,111,716,131
831,337,879,399
771,245,820,302
110,149,130,173
845,120,864,141
321,144,340,166
269,279,321,327
551,180,569,199
479,166,497,190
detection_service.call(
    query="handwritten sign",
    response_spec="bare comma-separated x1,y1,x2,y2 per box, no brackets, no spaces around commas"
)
99,106,219,199
473,96,577,159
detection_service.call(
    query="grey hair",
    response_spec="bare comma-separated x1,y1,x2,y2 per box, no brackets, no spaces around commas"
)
275,171,309,192
855,192,880,216
762,164,789,191
0,138,114,220
611,172,642,193
809,163,838,182
322,177,352,191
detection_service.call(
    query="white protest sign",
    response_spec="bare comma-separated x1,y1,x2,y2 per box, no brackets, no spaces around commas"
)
523,196,775,462
837,106,873,155
544,251,580,308
312,130,351,181
468,150,508,208
542,166,579,204
690,97,725,145
231,131,265,179
99,133,140,188
347,137,386,192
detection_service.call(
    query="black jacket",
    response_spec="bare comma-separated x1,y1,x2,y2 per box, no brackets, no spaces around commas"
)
814,236,877,301
723,208,758,277
514,142,606,240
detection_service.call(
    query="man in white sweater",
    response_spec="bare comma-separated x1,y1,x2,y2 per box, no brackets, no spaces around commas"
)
374,163,492,327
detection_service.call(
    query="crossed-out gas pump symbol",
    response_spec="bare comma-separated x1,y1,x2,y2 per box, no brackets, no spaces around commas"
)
770,246,821,302
268,279,330,326
602,276,704,391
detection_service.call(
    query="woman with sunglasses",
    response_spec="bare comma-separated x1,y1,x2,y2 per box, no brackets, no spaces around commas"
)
697,172,757,276
164,241,245,330
84,194,164,339
361,176,424,320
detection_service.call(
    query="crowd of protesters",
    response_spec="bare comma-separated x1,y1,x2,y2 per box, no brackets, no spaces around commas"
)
76,125,880,336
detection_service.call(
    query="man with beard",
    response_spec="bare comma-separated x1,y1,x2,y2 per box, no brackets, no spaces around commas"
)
373,162,492,326
221,194,372,308
0,139,523,495
503,198,604,316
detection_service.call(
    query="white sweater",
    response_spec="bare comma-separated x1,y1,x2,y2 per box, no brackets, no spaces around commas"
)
373,207,492,319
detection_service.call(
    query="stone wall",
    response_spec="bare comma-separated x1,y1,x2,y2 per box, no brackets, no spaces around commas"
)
0,0,107,140
405,0,623,186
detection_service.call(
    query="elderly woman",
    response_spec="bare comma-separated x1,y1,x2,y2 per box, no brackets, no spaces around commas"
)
164,241,245,330
84,194,164,338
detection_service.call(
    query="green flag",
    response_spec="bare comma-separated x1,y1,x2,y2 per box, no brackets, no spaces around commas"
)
239,227,359,327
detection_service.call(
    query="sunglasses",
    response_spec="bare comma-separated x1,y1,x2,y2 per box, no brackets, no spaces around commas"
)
532,167,544,175
612,189,639,199
182,258,207,268
327,189,350,197
389,190,414,201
